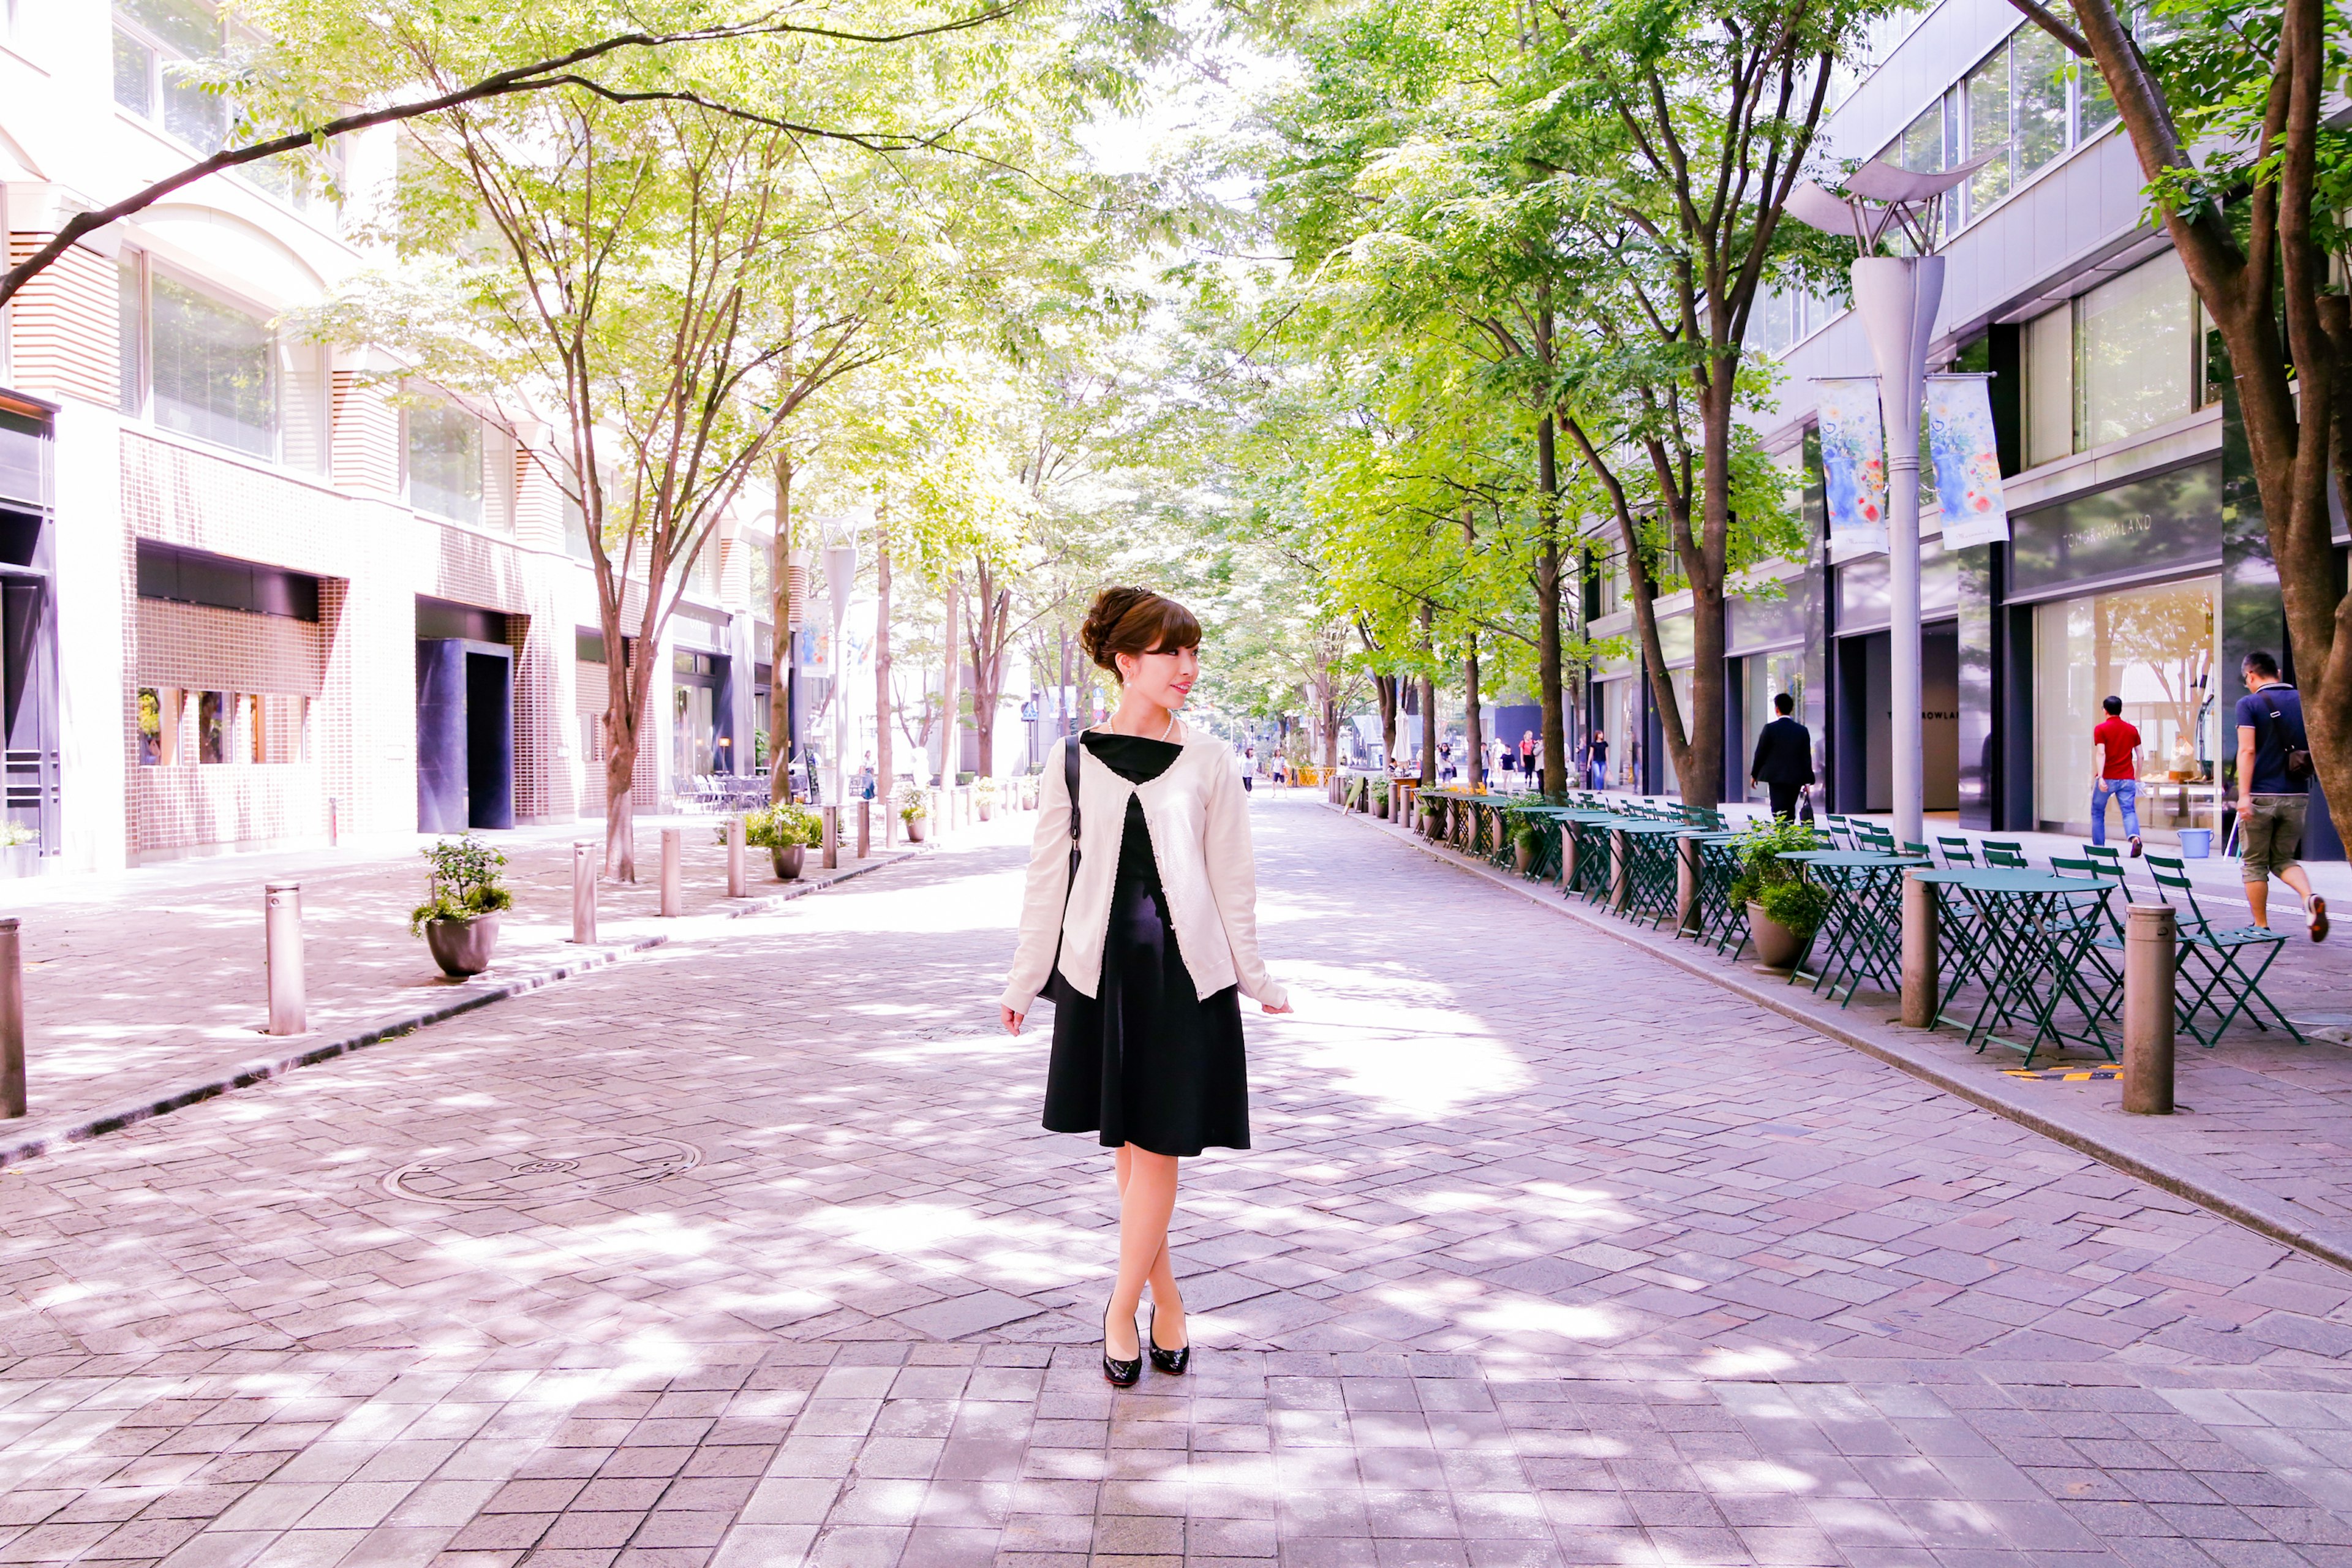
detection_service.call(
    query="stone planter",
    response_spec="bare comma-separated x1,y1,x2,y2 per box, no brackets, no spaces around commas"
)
1513,840,1534,875
1746,902,1808,970
978,799,994,821
771,843,806,880
905,816,928,843
1374,796,1389,820
424,913,500,979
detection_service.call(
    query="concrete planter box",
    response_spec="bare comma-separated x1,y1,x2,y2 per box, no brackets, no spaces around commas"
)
424,913,500,978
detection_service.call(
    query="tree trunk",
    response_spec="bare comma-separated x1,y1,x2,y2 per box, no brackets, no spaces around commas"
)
874,541,892,813
1375,674,1398,771
940,575,961,785
964,563,1011,778
1463,632,1482,792
1418,602,1438,789
1535,404,1567,797
603,630,653,881
769,452,794,805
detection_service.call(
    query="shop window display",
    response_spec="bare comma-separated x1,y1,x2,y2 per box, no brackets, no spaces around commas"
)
2034,575,2221,839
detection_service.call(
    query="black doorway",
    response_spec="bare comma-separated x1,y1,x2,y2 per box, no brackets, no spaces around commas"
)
417,638,514,832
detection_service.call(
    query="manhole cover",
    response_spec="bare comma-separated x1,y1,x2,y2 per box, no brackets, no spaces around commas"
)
383,1136,701,1205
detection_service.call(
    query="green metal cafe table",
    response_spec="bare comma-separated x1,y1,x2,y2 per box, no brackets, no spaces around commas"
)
1909,867,2119,1067
1606,820,1691,928
1677,830,1747,951
1776,849,1927,1005
1525,807,1621,902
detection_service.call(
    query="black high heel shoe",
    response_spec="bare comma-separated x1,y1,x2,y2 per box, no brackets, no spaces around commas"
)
1147,1304,1190,1376
1102,1302,1141,1387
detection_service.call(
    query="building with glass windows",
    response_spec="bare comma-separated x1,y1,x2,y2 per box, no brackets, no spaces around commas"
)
1587,0,2345,859
0,2,792,876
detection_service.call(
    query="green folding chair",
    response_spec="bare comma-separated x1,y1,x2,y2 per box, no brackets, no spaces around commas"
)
1981,839,2029,869
2144,853,2304,1048
1936,835,1976,868
2050,856,2125,1035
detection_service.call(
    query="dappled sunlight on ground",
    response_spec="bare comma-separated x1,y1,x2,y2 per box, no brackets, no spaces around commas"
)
1,794,2350,1565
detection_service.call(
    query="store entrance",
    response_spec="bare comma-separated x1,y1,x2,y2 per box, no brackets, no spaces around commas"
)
416,639,514,832
1833,622,1958,815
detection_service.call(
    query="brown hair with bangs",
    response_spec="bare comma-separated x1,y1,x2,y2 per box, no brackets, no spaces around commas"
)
1079,587,1200,682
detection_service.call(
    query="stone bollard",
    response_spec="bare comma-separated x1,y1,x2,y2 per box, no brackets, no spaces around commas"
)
1610,828,1631,912
572,841,598,943
1900,870,1939,1027
858,798,872,859
1561,831,1578,895
726,815,748,899
1,918,22,1118
659,828,684,915
2123,903,2177,1115
823,805,840,869
1675,838,1700,935
265,883,306,1036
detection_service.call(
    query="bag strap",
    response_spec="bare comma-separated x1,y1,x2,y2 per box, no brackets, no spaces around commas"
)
2261,693,2308,749
1065,731,1084,895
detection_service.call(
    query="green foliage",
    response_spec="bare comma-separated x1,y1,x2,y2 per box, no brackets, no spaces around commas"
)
1757,878,1833,943
722,803,820,851
1726,814,1820,906
898,782,932,823
410,833,512,935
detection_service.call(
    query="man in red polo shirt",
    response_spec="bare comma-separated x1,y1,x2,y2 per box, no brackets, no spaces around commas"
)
2090,695,2142,856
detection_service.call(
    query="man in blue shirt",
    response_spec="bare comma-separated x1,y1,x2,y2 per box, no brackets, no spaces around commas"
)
2234,650,2328,940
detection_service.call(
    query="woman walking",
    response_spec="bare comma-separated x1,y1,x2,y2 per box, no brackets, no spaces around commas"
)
1000,587,1291,1385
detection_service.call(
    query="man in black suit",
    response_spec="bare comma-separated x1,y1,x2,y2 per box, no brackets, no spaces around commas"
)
1749,692,1816,820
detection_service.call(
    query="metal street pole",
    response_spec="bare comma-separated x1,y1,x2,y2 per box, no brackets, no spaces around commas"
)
824,543,857,817
1852,253,1944,851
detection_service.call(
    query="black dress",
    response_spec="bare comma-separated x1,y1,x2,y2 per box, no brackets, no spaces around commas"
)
1042,731,1251,1157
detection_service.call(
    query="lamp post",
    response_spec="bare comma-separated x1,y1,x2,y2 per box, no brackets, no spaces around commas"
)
1785,158,1983,847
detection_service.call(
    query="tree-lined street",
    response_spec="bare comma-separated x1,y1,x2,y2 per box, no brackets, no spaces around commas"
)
5,794,2351,1567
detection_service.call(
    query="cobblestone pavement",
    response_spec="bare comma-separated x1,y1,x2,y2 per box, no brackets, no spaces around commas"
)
1373,799,2352,1241
4,791,2352,1568
0,809,924,1149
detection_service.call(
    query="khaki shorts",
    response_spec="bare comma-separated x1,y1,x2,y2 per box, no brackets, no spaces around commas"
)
2241,793,2307,882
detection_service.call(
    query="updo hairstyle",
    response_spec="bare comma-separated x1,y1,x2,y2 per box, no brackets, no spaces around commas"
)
1079,587,1201,684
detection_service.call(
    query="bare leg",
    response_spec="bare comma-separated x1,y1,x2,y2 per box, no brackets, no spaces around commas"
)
1106,1145,1178,1360
1113,1148,1185,1345
2280,866,2316,910
2247,878,2270,928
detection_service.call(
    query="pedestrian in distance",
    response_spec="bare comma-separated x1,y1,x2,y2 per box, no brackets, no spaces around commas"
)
2089,695,2143,856
1585,733,1608,792
1241,743,1254,794
2234,650,2328,939
1520,730,1536,788
1749,693,1815,820
1000,586,1292,1387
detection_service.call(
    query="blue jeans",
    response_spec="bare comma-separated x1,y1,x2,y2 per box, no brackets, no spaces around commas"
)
2090,777,2140,846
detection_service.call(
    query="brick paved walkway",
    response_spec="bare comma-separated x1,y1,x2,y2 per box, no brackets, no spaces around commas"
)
4,791,2351,1568
0,813,920,1156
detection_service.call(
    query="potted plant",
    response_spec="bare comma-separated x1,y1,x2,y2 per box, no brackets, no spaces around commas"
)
731,802,820,879
1727,815,1823,969
1371,778,1391,820
1511,821,1540,875
0,820,36,878
411,833,512,978
976,777,997,821
899,782,931,843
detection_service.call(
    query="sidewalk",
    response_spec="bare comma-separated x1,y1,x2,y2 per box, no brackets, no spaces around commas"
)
1346,801,2352,1274
0,802,993,1167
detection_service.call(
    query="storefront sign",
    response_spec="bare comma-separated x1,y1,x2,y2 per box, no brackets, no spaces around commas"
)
2009,461,2220,598
1817,378,1889,556
1925,375,2008,548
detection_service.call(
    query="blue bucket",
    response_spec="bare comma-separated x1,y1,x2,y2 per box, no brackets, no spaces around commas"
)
2178,827,2213,859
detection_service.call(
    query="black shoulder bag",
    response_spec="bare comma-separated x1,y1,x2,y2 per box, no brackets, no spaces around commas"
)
2263,693,2314,783
1044,734,1084,1000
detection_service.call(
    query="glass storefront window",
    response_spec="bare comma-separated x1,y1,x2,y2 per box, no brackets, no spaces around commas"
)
138,686,181,766
673,683,715,779
197,690,228,764
2076,251,2194,451
2034,575,2222,840
151,275,276,459
1743,653,1806,804
408,399,484,524
1598,677,1637,790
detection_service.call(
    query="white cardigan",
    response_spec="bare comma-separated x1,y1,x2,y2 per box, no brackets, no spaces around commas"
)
1000,728,1287,1016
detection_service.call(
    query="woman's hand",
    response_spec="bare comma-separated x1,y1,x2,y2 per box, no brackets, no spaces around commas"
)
1261,999,1293,1015
1001,1005,1025,1036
